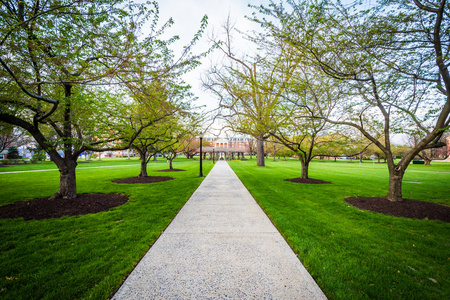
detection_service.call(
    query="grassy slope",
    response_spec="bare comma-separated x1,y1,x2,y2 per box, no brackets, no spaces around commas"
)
228,159,450,300
0,158,212,299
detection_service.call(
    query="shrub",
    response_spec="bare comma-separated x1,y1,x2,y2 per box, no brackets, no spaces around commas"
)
1,159,9,165
32,152,46,161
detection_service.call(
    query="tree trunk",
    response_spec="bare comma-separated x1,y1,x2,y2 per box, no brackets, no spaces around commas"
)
424,159,431,166
273,152,276,162
386,169,405,201
334,156,337,162
300,159,309,179
51,159,77,199
139,157,148,177
169,159,173,170
257,137,265,166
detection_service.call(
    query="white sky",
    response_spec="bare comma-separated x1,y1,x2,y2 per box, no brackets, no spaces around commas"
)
157,0,268,114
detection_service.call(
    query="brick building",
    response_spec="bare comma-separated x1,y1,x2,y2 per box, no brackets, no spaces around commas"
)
203,136,253,160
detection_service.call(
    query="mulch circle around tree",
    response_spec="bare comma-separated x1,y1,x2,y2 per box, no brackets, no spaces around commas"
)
285,178,332,184
0,193,128,221
345,197,450,222
157,169,185,172
112,176,174,184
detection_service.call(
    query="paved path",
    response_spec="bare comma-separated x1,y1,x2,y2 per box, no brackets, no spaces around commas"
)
112,161,327,299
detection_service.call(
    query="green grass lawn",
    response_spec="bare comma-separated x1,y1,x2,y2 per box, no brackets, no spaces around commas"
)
0,157,212,299
228,158,450,300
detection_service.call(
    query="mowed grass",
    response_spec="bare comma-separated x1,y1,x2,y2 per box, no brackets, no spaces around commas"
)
228,158,450,300
0,158,212,299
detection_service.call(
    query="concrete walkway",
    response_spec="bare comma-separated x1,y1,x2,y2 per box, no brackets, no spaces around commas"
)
112,161,327,299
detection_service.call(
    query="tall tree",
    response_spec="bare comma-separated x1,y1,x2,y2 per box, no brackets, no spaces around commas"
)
271,65,339,178
203,18,299,166
0,0,207,199
253,0,450,201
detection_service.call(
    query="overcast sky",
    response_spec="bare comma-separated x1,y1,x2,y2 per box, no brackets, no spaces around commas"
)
157,1,269,116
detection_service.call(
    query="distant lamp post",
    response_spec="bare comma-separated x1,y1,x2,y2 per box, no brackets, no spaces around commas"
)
212,147,215,164
198,133,204,177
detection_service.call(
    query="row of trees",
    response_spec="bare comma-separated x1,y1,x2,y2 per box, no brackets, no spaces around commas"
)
265,133,448,165
0,0,209,199
205,0,449,201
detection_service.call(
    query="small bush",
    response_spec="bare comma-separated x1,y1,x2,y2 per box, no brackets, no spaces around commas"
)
1,159,9,165
32,152,46,161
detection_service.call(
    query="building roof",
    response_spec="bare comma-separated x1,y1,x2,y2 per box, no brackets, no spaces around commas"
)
200,146,245,153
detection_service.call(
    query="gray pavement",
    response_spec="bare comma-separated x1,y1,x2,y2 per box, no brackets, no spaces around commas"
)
112,161,327,299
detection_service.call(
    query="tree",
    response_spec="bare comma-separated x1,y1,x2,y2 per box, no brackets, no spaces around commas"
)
270,64,340,178
410,132,449,165
0,1,207,199
266,137,284,161
132,125,165,177
6,146,20,159
179,137,198,159
391,144,412,160
253,0,450,201
246,137,257,160
155,114,199,170
278,145,295,161
176,117,203,159
203,17,299,166
365,138,388,163
161,131,187,170
128,78,193,177
0,124,27,154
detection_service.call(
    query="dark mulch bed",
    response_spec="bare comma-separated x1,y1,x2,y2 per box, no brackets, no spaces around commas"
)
112,176,174,184
285,178,332,184
157,169,185,172
0,193,128,220
345,197,450,222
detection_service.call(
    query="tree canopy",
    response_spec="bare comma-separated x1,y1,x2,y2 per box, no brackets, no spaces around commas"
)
247,0,449,201
0,0,208,198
